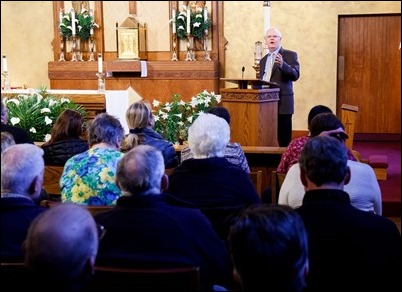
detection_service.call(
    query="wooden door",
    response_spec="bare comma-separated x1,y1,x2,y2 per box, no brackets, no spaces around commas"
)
337,14,401,134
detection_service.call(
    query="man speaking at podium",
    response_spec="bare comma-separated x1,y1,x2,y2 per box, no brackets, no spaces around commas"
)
259,27,300,147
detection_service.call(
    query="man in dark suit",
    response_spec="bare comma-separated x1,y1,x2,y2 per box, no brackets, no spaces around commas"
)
296,136,401,291
94,144,231,291
1,98,33,144
259,27,300,147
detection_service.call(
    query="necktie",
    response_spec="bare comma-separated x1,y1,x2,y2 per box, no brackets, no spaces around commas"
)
265,53,275,81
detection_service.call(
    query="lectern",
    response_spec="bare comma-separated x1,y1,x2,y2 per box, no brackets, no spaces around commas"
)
220,78,280,147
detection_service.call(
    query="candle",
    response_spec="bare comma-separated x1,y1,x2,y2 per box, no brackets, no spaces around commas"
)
71,9,76,36
98,54,103,73
59,9,63,23
2,55,8,72
172,8,176,34
90,9,94,35
204,6,208,35
186,6,191,34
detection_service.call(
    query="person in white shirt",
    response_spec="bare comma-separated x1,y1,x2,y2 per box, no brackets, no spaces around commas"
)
278,113,381,215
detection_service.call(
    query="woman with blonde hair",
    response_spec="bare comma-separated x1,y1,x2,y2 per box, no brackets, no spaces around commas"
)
121,100,179,168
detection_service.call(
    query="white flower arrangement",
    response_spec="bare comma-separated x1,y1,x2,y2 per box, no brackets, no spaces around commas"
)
4,88,87,142
152,90,221,144
59,9,98,40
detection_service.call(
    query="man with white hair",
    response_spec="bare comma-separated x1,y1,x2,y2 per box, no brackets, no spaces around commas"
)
1,144,46,262
259,27,300,147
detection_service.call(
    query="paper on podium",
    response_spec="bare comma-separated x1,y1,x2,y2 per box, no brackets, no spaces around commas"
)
105,87,143,134
220,78,279,89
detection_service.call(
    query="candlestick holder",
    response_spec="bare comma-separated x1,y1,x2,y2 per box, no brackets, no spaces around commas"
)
171,34,178,61
88,37,95,61
185,34,194,61
58,35,66,61
96,72,105,92
71,36,78,62
2,71,11,90
203,33,211,61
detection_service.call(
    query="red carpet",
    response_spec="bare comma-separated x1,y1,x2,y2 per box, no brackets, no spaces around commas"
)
353,141,401,217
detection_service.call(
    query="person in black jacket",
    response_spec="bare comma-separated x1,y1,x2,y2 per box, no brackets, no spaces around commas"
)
296,136,401,292
41,109,88,166
1,97,34,144
121,100,179,168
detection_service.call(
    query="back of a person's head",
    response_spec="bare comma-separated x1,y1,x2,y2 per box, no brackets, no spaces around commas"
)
207,106,231,125
1,97,7,123
48,109,84,143
1,131,15,153
309,113,345,138
228,204,308,292
188,113,230,158
299,135,348,186
116,144,165,196
125,100,152,130
88,113,124,147
24,203,98,290
1,144,44,196
307,105,332,129
122,101,152,151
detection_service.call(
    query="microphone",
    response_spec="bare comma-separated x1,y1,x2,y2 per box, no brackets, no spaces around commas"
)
242,66,245,79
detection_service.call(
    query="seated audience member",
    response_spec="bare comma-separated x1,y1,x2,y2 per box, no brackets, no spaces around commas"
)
180,106,250,173
1,144,47,262
279,113,382,214
120,100,179,168
1,131,15,153
94,145,231,291
277,105,356,174
1,97,34,144
228,204,309,292
296,136,401,292
41,109,89,166
61,113,125,206
24,204,99,292
167,113,261,240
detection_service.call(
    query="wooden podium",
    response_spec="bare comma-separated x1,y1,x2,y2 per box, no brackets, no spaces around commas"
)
220,78,280,147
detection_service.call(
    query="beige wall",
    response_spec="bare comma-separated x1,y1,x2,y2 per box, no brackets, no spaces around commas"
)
1,1,400,130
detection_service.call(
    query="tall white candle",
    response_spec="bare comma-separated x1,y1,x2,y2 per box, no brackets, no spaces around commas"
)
204,6,208,35
2,55,8,72
59,9,63,23
172,8,176,34
90,9,94,35
71,9,76,36
98,54,103,73
186,6,191,34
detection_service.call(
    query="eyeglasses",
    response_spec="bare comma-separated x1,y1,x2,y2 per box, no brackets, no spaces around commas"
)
329,132,348,142
97,224,106,240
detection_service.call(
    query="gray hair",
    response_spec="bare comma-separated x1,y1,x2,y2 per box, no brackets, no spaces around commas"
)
265,27,282,39
116,144,165,196
1,144,44,196
299,136,348,186
87,113,125,147
188,113,230,158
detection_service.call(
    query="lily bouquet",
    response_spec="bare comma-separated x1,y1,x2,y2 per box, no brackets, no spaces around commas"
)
3,88,87,142
152,90,221,144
